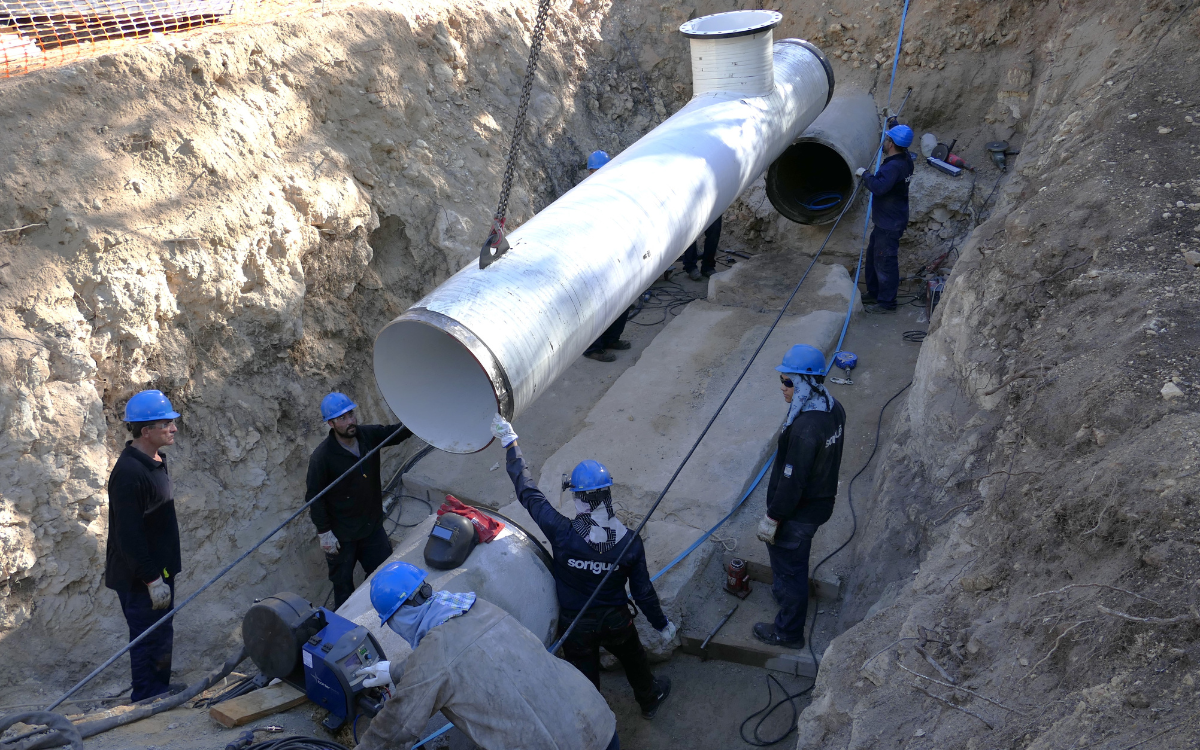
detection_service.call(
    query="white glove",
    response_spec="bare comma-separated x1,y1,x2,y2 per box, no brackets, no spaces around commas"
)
355,661,393,689
659,621,678,643
318,530,340,555
756,515,779,545
490,413,518,447
147,577,171,610
855,167,867,178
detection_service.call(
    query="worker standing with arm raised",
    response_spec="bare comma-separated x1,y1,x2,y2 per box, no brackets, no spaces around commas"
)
353,561,619,750
855,123,915,314
306,392,411,608
103,390,184,702
489,415,675,719
753,345,845,648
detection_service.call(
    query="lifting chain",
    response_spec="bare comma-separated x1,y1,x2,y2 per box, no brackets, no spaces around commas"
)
480,0,554,269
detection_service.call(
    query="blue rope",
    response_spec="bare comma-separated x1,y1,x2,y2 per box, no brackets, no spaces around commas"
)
887,0,912,111
798,192,843,212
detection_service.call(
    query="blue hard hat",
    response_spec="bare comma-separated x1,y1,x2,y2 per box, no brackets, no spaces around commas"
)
320,392,357,421
833,351,858,370
775,344,825,375
587,150,610,170
885,124,914,148
370,561,429,626
124,390,180,422
570,459,613,492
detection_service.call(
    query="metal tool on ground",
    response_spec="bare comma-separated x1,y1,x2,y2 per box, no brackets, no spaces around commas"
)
986,140,1010,170
926,156,962,176
926,276,946,319
241,593,387,731
701,604,740,659
829,351,857,385
724,557,752,599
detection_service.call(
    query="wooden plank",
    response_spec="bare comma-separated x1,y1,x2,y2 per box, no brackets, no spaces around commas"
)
209,682,308,728
680,634,817,677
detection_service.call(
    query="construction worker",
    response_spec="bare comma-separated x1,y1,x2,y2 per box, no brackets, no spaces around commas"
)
490,414,675,719
855,123,915,314
306,392,411,608
681,216,723,281
754,345,845,648
354,562,619,750
580,149,634,363
103,390,183,702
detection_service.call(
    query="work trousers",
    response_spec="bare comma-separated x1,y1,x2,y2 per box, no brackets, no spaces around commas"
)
584,308,631,355
326,525,393,608
864,226,903,308
117,579,175,702
681,216,723,274
558,605,657,710
766,519,822,643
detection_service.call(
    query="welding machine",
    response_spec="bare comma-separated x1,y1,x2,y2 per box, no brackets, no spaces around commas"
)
242,592,388,730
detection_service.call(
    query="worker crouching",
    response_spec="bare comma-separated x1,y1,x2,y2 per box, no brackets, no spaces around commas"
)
353,561,620,750
490,415,675,720
754,345,846,648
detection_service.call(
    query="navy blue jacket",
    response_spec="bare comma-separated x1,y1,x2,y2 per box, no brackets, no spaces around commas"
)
766,401,846,525
104,442,182,591
862,151,915,231
505,445,668,630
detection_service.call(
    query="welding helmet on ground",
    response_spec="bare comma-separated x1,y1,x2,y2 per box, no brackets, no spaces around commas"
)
370,561,429,626
424,513,479,571
885,124,914,148
775,344,825,376
567,460,613,492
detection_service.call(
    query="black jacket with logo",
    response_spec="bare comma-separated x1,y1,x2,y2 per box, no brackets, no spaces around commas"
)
505,445,668,630
104,442,182,591
306,423,411,542
766,401,846,525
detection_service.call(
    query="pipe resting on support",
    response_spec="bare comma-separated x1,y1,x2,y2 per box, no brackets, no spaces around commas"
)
374,10,834,453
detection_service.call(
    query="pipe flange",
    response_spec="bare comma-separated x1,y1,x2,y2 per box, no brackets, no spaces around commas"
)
778,39,835,107
680,10,782,39
403,308,516,421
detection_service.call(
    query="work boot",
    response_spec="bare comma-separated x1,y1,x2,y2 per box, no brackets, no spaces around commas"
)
701,268,716,278
860,293,877,304
687,267,702,281
607,340,632,350
584,350,616,362
863,303,897,315
640,677,672,719
752,622,804,649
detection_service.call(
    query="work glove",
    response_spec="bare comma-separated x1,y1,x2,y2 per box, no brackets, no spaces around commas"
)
756,515,779,545
318,530,340,555
355,661,393,689
855,167,867,178
490,413,519,447
147,577,171,610
659,621,678,643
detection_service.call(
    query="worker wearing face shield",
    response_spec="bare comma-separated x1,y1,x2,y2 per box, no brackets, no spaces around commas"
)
754,345,846,649
353,561,619,750
490,415,675,720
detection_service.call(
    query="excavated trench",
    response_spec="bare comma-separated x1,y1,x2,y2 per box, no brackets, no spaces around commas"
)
2,0,1199,748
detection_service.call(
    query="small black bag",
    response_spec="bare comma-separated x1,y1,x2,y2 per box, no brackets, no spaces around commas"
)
423,513,479,570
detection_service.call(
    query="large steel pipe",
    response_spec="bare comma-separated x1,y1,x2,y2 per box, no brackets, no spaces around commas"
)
374,10,834,453
766,91,880,224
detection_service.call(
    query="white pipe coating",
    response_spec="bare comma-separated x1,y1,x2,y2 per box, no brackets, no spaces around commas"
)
374,14,834,453
682,10,782,97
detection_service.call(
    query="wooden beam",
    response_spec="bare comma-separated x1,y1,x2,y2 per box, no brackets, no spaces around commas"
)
209,682,308,728
679,634,817,677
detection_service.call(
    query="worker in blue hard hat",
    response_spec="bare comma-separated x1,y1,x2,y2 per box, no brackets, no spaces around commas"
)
581,148,634,362
854,122,916,314
681,215,724,282
305,392,412,607
489,415,675,720
353,561,619,750
586,149,610,173
103,390,185,702
753,345,846,649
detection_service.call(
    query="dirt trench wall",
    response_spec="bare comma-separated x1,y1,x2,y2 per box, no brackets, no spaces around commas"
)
797,0,1200,748
0,0,708,689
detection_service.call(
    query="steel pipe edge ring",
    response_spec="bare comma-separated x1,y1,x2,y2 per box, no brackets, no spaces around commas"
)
401,308,516,422
778,38,835,106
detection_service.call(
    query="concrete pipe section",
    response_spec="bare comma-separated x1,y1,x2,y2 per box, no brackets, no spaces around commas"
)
336,512,558,663
766,92,880,224
374,10,834,453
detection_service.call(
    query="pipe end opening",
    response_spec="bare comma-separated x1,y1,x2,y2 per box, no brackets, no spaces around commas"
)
766,141,855,225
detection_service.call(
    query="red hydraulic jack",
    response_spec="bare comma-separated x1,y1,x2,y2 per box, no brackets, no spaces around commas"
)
724,557,752,599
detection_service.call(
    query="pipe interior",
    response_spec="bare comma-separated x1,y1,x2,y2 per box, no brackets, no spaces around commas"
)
765,141,854,225
374,320,498,454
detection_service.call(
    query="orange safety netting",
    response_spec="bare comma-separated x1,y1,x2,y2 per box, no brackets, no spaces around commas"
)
0,0,322,77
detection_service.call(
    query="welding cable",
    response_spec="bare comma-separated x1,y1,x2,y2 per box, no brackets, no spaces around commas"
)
42,424,411,713
242,738,351,750
739,674,813,747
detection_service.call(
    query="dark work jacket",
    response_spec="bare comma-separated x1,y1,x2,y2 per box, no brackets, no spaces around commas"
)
862,151,915,231
766,401,846,525
104,442,182,591
505,445,668,631
307,423,411,542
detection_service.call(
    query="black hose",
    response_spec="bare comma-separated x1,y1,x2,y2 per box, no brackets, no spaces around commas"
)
245,739,351,750
738,675,813,746
4,647,246,750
